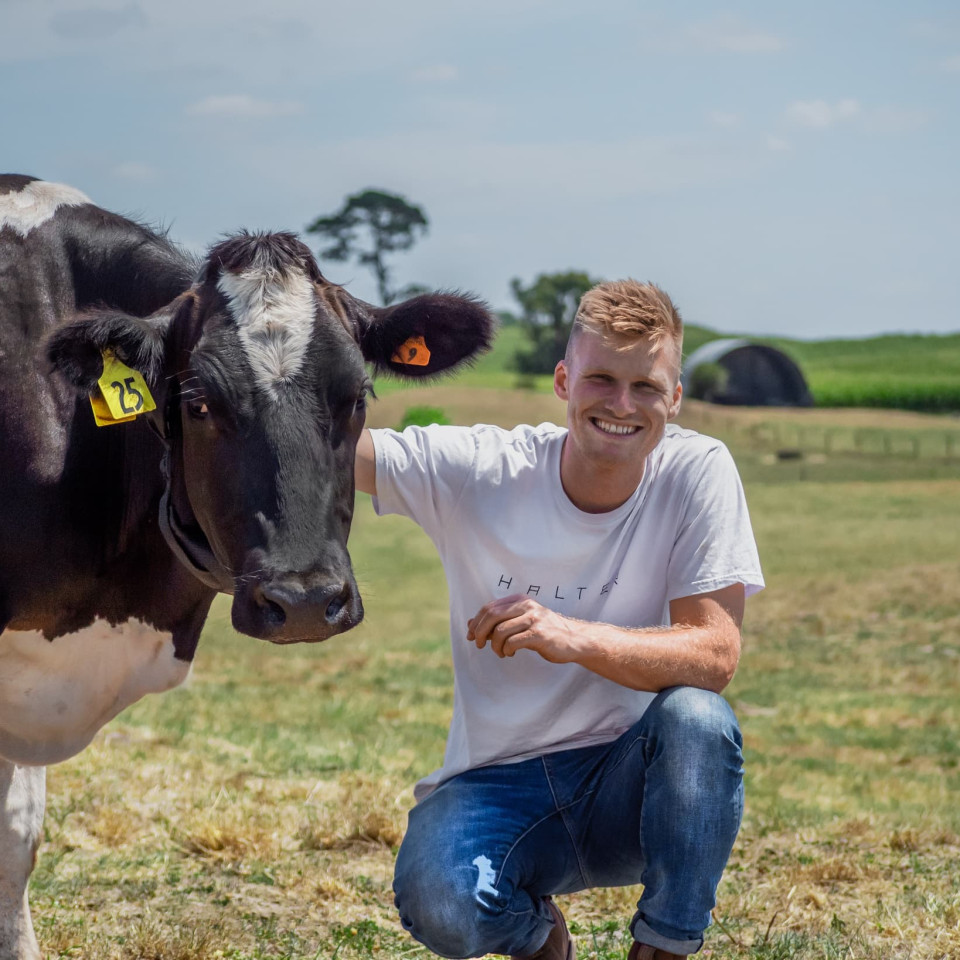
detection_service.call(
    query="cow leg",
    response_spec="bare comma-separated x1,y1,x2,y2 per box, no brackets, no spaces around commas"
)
0,760,44,960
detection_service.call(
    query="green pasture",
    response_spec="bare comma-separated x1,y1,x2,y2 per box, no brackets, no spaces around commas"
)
33,391,960,960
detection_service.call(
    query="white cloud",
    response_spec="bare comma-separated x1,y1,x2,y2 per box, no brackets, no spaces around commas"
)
185,95,304,118
782,100,929,135
708,110,741,128
687,17,785,53
111,161,157,181
785,98,860,129
861,106,932,135
766,136,791,152
410,63,458,83
940,55,960,73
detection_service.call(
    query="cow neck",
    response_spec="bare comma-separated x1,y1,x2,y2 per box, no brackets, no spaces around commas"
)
153,299,233,593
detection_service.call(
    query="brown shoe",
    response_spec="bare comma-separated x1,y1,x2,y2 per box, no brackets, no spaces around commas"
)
627,942,686,960
511,897,575,960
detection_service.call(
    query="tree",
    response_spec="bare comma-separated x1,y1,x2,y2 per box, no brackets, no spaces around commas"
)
306,189,428,305
510,270,600,374
686,361,729,402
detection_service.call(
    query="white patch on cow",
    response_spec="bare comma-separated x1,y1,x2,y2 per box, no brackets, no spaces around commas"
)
0,620,190,768
217,268,316,396
0,180,91,237
0,761,44,960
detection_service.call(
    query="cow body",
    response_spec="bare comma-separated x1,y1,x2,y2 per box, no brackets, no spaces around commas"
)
0,175,213,960
0,175,494,958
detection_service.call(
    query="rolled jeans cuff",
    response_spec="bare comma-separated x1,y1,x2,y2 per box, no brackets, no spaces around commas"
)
630,914,703,956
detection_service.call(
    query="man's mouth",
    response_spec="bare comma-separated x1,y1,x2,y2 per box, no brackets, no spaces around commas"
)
590,417,640,436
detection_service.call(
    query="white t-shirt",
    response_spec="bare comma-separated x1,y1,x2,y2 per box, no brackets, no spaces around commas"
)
371,422,764,800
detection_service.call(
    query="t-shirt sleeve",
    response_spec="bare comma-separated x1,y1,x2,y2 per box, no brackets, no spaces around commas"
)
370,425,479,541
666,442,765,601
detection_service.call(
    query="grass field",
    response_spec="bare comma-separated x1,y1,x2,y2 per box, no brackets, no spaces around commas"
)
31,386,960,960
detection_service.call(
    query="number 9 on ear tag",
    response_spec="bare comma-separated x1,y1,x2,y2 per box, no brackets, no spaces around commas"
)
89,351,156,427
391,335,431,366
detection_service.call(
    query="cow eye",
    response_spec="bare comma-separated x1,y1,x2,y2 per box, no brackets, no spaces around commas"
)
187,400,209,420
355,384,375,413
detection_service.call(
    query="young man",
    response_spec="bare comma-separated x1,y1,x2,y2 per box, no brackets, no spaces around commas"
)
354,281,764,960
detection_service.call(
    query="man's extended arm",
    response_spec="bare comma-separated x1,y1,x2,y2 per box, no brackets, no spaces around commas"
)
466,584,744,694
356,428,377,496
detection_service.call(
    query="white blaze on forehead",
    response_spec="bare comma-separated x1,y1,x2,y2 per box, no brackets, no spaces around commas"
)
217,267,316,394
0,180,91,236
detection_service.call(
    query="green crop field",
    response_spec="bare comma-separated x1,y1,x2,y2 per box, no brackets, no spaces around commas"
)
691,329,960,413
31,388,960,960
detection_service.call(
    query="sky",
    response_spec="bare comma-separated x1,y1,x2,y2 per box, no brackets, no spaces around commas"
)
2,0,958,339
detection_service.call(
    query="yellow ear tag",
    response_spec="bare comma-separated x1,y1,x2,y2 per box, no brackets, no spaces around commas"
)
89,351,156,427
391,335,431,366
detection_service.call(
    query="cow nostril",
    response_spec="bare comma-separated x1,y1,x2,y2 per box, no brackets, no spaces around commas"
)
324,585,352,624
260,598,286,627
253,583,288,628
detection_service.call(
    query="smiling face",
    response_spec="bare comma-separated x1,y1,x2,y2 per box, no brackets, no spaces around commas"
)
554,328,682,512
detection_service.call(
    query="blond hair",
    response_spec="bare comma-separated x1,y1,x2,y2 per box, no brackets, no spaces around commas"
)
569,280,683,362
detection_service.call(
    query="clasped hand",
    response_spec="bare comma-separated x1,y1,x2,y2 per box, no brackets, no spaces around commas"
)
466,594,581,663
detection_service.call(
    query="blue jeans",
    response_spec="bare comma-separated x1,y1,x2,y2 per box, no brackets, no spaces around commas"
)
393,687,744,958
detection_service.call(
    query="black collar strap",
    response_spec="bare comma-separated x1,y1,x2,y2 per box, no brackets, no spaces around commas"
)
158,476,230,592
152,381,234,593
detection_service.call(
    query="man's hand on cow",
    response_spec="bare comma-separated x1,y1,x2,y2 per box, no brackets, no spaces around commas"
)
467,595,582,663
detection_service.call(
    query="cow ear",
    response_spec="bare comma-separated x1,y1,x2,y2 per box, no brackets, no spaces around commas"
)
46,295,189,394
358,293,497,378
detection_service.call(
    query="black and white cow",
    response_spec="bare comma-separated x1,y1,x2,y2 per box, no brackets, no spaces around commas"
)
0,175,494,958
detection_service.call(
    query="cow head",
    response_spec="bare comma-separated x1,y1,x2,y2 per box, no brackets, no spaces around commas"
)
47,232,495,643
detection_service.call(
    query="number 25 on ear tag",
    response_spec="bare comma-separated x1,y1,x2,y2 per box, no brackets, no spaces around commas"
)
89,351,156,427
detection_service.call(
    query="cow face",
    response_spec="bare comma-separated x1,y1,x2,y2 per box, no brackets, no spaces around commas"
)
47,232,495,644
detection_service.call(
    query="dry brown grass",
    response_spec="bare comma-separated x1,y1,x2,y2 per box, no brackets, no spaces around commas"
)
711,819,960,958
297,772,407,851
365,384,567,431
37,744,960,959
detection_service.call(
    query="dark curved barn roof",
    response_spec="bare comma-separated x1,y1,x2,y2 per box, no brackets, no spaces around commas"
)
682,338,813,407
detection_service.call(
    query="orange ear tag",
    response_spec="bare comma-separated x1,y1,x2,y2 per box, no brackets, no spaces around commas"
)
391,335,431,366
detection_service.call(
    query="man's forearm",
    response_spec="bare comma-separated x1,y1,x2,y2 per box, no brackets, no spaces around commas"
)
568,617,741,694
467,587,744,695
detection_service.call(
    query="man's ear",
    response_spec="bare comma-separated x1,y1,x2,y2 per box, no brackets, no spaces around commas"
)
357,292,497,378
668,381,683,420
554,360,569,401
46,294,190,394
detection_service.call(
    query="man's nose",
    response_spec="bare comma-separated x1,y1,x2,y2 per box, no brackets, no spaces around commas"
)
607,384,635,417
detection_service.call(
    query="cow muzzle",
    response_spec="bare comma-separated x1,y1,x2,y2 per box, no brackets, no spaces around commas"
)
231,574,364,643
